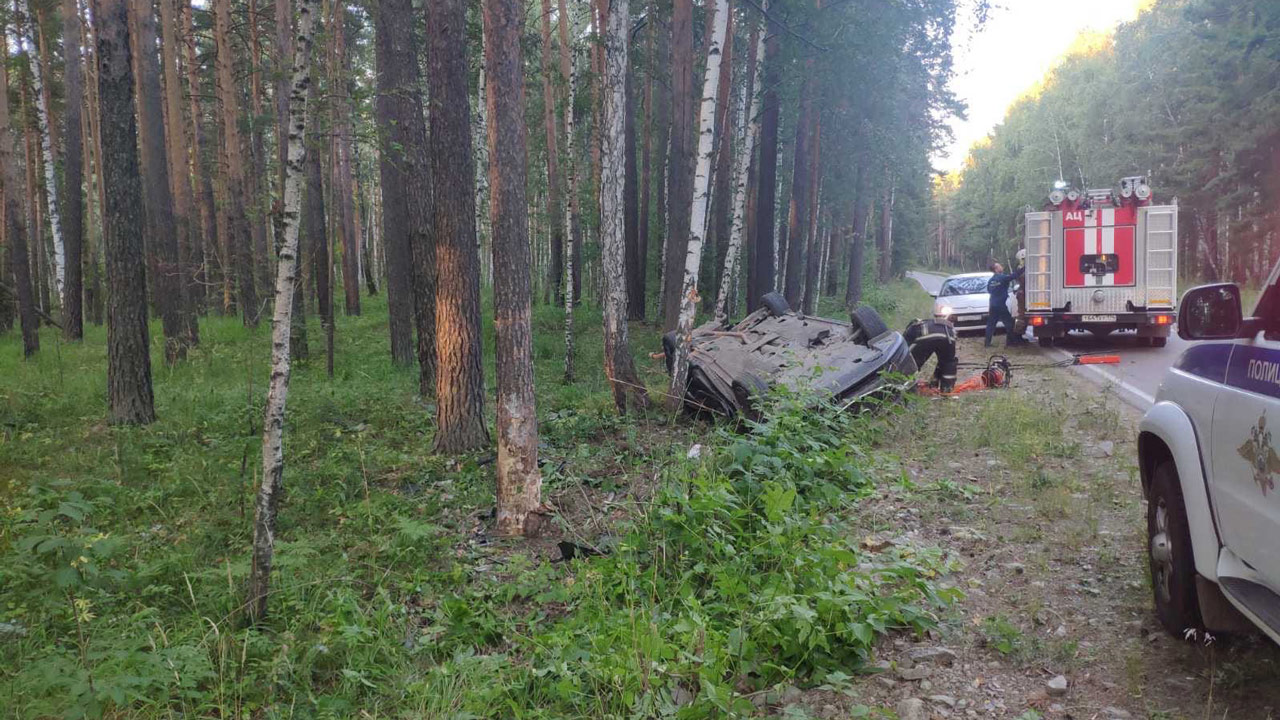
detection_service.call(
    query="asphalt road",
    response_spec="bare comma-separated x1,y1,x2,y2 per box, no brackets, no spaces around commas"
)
906,270,1184,410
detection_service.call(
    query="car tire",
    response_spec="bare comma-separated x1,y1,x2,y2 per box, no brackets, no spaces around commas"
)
1152,336,1168,348
849,306,890,343
1148,461,1203,637
661,331,679,375
1038,337,1054,348
761,292,791,317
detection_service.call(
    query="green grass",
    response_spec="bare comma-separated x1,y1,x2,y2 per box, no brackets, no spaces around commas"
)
0,290,953,718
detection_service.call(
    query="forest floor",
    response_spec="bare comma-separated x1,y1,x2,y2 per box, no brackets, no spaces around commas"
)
3,282,1280,719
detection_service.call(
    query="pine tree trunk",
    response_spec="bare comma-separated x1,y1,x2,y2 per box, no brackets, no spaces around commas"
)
21,1,63,305
428,0,489,453
801,116,822,314
246,0,319,622
668,0,727,408
59,0,84,339
374,0,417,366
601,0,649,413
0,11,37,357
332,9,362,318
660,0,693,330
536,0,564,305
132,0,187,364
182,0,216,315
214,0,257,325
715,25,762,324
97,0,154,424
632,9,656,321
304,82,333,378
783,74,813,308
877,178,895,282
158,0,198,346
845,166,866,307
751,14,778,311
483,0,542,535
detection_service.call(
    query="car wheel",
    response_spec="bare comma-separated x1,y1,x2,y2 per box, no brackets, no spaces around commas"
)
661,331,679,375
849,306,890,343
1148,461,1203,636
761,292,791,317
1152,336,1168,348
1038,337,1054,348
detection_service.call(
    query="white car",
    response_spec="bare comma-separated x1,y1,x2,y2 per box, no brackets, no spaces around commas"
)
1138,258,1280,642
931,272,1020,332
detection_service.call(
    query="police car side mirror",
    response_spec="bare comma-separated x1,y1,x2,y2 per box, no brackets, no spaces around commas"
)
1177,283,1242,341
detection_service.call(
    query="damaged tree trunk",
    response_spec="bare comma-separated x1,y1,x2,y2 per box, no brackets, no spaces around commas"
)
668,0,727,408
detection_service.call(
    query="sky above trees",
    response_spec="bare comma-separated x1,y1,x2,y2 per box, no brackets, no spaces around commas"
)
936,0,1145,171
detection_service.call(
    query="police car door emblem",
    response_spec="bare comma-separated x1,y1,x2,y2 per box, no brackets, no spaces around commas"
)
1238,412,1280,495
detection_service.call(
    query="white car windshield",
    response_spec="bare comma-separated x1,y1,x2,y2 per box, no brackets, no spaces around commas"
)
939,277,990,297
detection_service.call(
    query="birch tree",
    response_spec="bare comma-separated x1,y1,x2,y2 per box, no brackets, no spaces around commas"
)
715,27,763,324
59,0,84,339
18,0,62,304
668,0,727,408
246,0,319,622
600,0,649,413
483,0,542,535
561,45,578,384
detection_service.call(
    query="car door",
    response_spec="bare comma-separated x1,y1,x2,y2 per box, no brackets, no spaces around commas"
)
1211,273,1280,585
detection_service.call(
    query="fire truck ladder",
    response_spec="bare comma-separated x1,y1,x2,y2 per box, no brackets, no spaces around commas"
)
1024,211,1053,312
1143,206,1177,308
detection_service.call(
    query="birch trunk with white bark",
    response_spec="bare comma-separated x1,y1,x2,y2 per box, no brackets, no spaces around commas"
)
18,1,62,303
246,0,319,623
668,0,728,407
714,29,764,324
562,45,579,384
600,0,649,413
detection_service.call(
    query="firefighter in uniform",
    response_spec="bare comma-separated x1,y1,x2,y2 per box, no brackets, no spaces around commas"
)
985,260,1026,348
904,319,958,392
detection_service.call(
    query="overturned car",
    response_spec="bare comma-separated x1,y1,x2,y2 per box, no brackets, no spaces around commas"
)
662,292,918,418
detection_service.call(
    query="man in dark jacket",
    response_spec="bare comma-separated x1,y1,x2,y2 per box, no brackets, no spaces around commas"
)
985,261,1025,347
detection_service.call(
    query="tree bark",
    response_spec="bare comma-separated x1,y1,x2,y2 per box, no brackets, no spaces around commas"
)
246,0,319,622
668,0,727,408
715,25,762,324
214,0,257,325
554,0,583,303
131,0,187,363
536,0,564,305
304,82,333,377
59,0,84,339
623,60,641,323
845,166,866,307
483,0,542,535
428,0,489,453
660,0,693,330
877,177,895,282
20,1,63,305
783,73,813,308
633,9,656,321
332,8,362,318
374,0,416,366
182,0,215,315
801,115,822,314
158,0,198,346
561,46,578,383
601,0,649,413
0,11,37,356
97,0,154,424
750,13,778,312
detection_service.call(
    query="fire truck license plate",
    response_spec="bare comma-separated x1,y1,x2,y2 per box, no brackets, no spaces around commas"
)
1081,315,1117,322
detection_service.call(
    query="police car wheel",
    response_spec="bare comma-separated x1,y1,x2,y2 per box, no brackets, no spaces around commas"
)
1148,461,1203,637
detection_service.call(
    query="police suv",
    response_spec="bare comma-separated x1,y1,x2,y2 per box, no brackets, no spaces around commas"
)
1138,259,1280,641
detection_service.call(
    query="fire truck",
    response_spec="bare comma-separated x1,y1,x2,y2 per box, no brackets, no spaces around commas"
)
1022,176,1178,347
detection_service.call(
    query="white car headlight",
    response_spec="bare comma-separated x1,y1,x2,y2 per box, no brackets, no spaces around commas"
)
937,305,953,317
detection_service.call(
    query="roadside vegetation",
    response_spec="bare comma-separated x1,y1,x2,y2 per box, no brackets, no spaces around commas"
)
2,282,956,718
